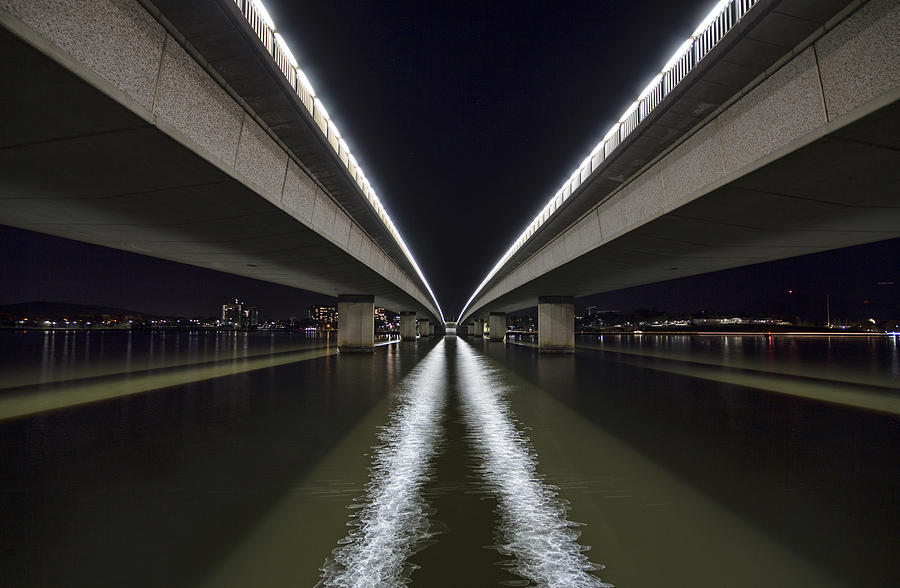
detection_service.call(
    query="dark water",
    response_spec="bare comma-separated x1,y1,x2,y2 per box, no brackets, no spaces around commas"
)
1,331,898,586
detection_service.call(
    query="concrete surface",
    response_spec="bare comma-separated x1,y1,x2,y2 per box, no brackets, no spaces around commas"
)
462,0,900,322
337,294,374,352
0,0,440,321
400,311,417,341
488,312,506,342
537,297,574,353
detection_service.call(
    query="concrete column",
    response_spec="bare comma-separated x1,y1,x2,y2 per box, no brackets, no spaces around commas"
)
337,294,374,352
419,319,431,337
488,312,507,342
473,319,485,338
538,296,574,353
400,311,417,341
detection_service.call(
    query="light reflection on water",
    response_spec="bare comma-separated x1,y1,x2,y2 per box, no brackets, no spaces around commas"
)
1,330,338,389
320,338,608,587
1,332,897,586
590,333,900,389
456,341,608,587
488,333,900,587
319,340,448,587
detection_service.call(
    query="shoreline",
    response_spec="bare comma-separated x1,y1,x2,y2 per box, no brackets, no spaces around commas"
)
503,330,894,337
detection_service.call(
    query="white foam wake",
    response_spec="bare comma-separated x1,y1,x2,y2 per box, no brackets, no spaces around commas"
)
456,342,610,587
319,341,447,587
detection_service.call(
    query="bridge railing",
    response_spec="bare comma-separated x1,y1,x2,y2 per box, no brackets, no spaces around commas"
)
231,0,443,321
458,0,759,321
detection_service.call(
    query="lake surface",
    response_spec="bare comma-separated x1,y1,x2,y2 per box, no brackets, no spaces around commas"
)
1,330,897,586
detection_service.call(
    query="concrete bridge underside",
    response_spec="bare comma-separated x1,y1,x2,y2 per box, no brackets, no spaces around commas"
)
0,0,440,322
464,0,900,321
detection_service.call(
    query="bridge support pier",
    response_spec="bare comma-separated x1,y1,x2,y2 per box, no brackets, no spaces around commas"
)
400,311,417,340
488,312,506,342
419,319,431,337
538,296,574,353
337,294,374,353
473,319,485,338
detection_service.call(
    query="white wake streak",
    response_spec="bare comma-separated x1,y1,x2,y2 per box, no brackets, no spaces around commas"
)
456,342,610,587
319,341,447,587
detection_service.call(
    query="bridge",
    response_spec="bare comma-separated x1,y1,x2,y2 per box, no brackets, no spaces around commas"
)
458,0,900,350
0,0,442,351
1,0,898,353
2,3,899,585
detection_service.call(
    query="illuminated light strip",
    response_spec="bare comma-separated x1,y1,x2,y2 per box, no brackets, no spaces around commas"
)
457,0,758,323
250,0,274,29
297,68,315,96
618,100,640,123
313,96,329,121
692,0,733,37
236,0,444,323
273,32,297,67
663,38,695,71
639,73,664,99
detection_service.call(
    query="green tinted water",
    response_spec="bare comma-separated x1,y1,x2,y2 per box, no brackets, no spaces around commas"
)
1,332,896,586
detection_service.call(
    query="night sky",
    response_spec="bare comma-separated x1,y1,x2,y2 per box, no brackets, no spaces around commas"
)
1,0,898,321
258,0,722,317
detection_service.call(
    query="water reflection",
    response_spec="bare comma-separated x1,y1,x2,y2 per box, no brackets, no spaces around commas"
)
590,334,899,389
3,332,897,586
480,335,900,586
577,335,900,414
0,345,339,421
0,333,422,588
0,330,337,389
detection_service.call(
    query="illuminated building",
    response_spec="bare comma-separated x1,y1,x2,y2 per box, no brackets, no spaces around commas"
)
309,305,338,330
221,299,259,328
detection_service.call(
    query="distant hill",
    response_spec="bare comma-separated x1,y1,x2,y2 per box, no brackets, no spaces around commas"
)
0,301,170,320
